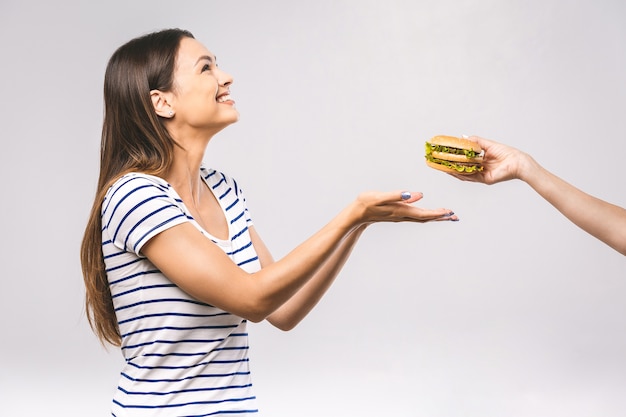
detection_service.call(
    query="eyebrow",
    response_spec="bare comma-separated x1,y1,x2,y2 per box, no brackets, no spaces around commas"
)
195,55,217,66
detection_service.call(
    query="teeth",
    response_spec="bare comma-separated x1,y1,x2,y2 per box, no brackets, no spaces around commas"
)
217,94,231,103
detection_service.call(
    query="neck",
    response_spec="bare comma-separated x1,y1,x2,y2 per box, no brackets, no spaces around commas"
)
165,141,209,205
162,122,224,202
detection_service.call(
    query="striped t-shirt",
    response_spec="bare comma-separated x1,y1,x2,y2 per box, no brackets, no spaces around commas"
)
101,166,261,416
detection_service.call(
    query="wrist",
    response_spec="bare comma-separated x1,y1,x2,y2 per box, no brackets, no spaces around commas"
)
326,201,363,239
516,152,542,184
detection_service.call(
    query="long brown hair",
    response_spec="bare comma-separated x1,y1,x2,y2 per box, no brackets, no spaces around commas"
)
80,28,194,346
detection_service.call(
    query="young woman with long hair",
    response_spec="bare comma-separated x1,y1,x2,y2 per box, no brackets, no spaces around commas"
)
81,28,459,416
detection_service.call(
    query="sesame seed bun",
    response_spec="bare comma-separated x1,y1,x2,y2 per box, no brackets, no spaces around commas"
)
429,135,483,153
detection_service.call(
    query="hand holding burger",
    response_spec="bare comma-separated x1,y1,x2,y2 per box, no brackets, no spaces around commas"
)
428,134,626,256
426,135,525,184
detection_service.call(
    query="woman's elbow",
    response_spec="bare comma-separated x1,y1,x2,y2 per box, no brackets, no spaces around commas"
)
242,311,297,331
239,298,280,325
264,311,299,332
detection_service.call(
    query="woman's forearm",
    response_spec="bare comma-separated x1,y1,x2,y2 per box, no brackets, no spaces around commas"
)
266,224,367,330
521,156,626,255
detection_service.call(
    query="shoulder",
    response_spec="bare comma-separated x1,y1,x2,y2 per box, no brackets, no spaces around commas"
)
105,172,173,203
107,172,170,197
102,173,188,253
102,172,180,219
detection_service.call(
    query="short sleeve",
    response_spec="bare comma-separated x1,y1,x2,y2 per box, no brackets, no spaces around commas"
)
102,174,188,255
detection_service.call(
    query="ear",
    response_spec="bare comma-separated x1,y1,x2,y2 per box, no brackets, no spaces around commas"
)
150,90,175,118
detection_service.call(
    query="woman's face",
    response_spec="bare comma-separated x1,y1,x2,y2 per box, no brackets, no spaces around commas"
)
169,37,238,133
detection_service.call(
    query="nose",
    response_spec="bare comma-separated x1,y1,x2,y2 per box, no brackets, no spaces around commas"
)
217,68,233,87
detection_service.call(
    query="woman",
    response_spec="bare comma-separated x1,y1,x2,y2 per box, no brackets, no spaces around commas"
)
81,28,458,416
450,135,626,255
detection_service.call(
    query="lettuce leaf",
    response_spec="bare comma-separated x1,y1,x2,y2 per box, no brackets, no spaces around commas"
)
425,142,481,159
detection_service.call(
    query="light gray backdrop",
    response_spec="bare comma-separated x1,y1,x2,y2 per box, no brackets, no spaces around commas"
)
1,0,625,416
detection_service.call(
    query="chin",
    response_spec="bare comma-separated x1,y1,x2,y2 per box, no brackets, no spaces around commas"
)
225,113,240,126
210,116,239,133
224,107,240,123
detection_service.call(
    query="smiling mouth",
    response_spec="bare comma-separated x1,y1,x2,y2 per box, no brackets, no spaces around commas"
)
217,94,233,103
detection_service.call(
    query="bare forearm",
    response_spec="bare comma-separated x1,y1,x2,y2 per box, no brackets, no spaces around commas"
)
521,157,626,255
267,225,367,330
250,204,362,320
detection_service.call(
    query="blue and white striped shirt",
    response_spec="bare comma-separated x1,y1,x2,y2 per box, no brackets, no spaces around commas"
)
102,166,260,416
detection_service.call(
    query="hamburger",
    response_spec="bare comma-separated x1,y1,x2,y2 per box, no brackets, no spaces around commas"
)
424,135,484,174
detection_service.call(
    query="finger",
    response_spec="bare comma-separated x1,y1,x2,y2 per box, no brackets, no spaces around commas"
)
426,209,458,222
433,212,459,222
398,191,424,204
462,134,482,145
447,171,482,183
405,207,458,222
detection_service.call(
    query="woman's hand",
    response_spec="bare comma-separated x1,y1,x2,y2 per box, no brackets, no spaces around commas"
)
448,136,531,185
352,190,458,225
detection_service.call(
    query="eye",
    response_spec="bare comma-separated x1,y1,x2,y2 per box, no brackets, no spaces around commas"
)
201,63,211,72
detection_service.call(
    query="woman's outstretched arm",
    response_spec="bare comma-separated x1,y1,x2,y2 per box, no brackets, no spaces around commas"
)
450,136,626,255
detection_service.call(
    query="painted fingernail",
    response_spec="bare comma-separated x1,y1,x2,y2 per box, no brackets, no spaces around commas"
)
401,191,411,200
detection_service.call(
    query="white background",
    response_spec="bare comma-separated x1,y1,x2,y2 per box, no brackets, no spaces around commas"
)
1,0,625,416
